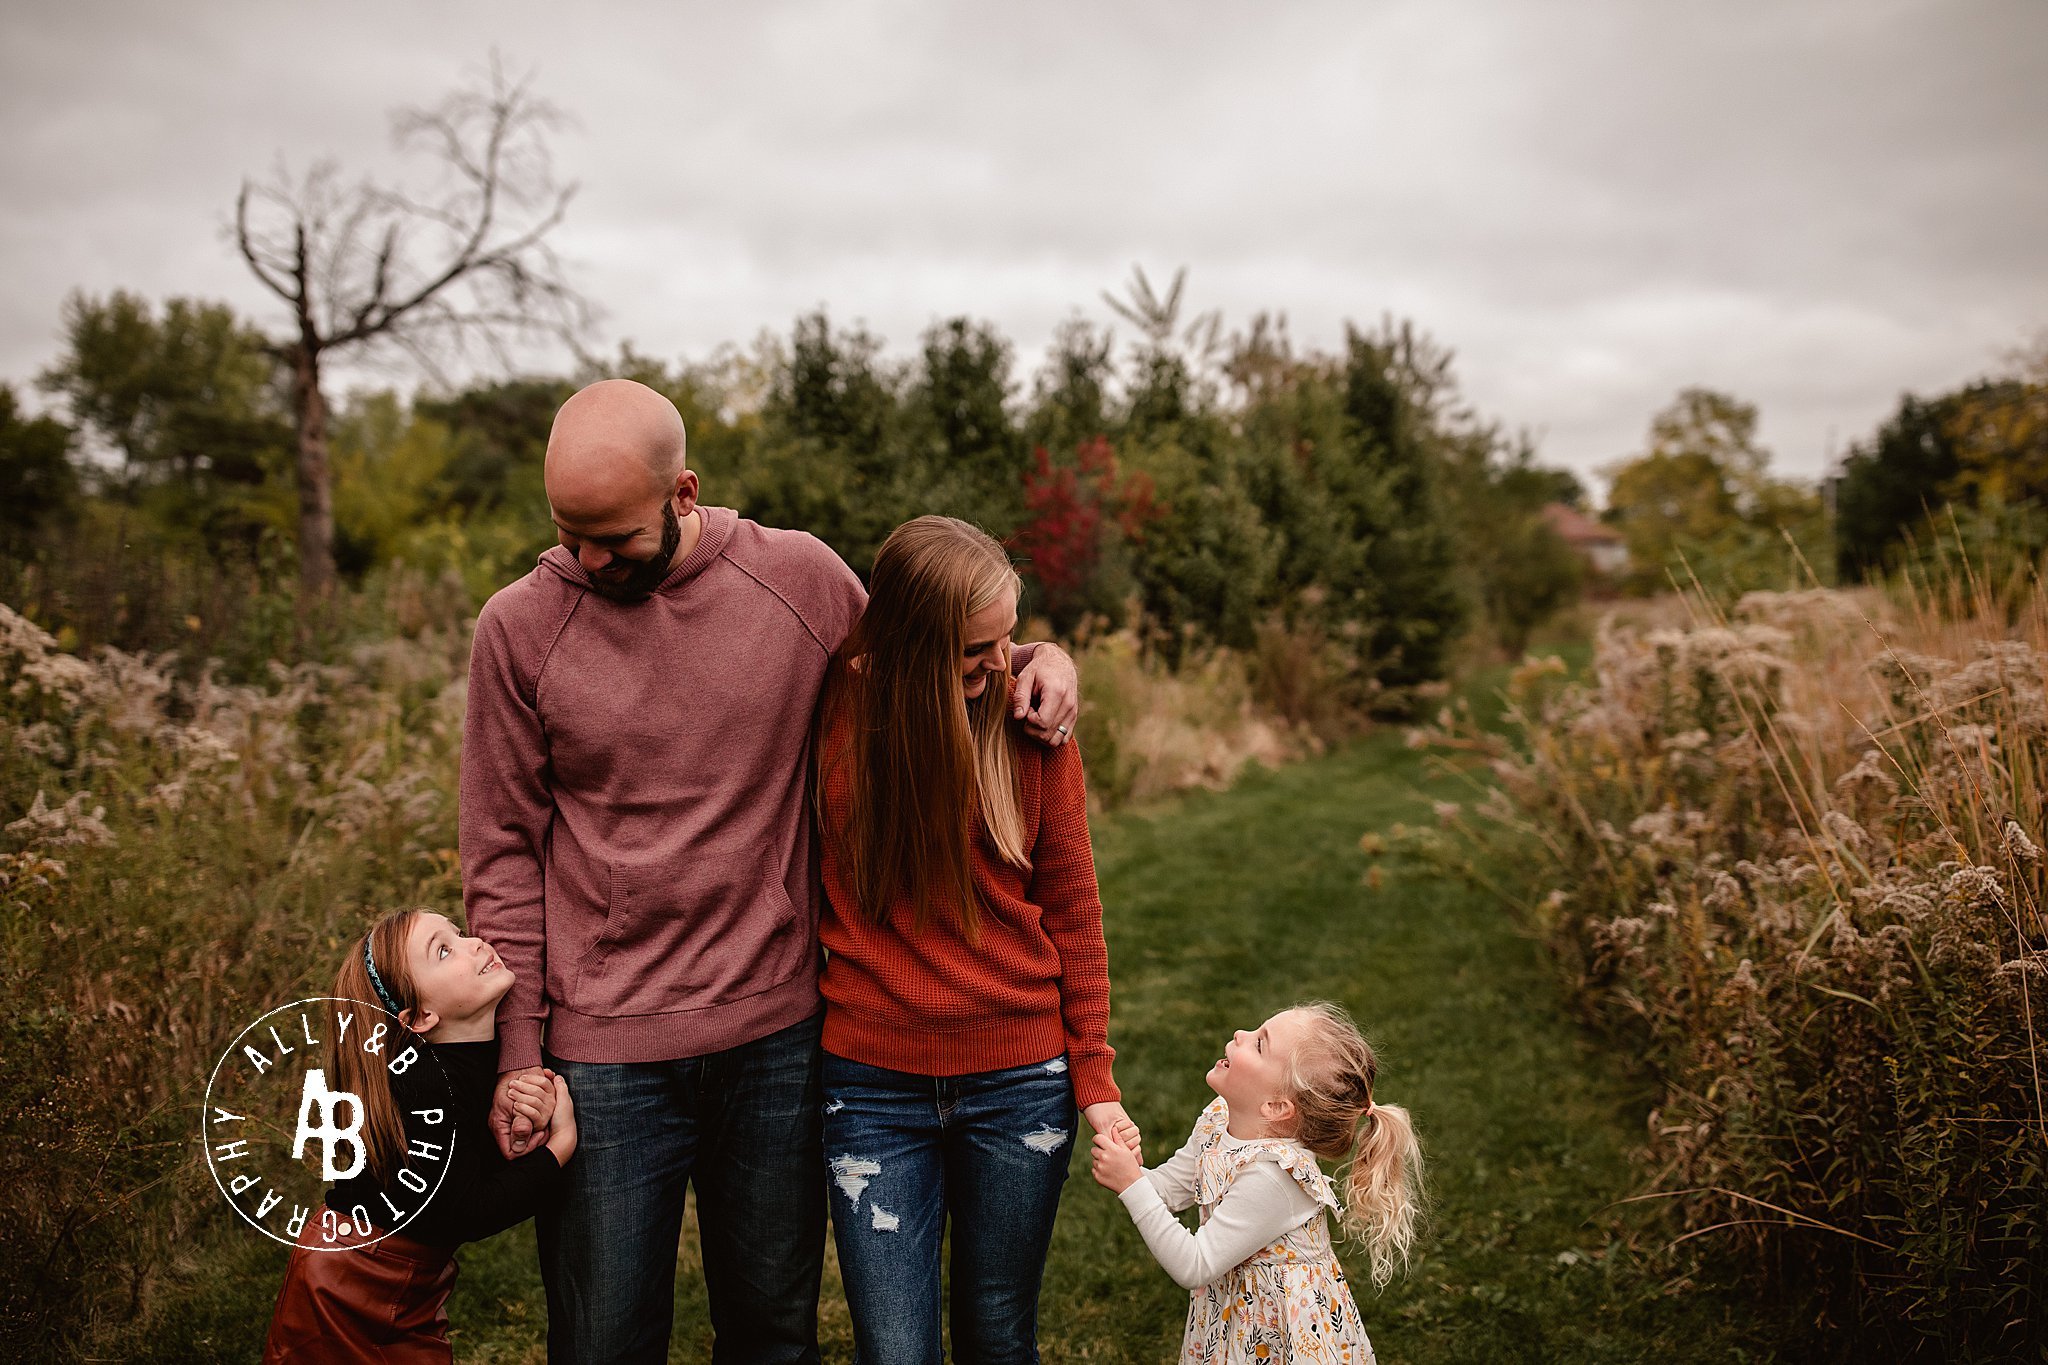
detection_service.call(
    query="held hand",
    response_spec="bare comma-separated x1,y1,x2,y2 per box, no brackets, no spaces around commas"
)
543,1072,578,1165
1091,1131,1145,1194
490,1065,546,1160
505,1069,557,1130
1013,643,1079,747
1082,1100,1141,1153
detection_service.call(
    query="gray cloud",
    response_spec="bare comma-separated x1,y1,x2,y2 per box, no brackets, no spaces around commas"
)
3,0,2042,490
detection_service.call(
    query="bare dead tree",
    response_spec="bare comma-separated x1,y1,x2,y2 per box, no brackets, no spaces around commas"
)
233,59,589,596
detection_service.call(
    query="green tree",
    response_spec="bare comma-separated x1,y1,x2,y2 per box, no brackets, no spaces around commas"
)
414,378,572,521
1609,388,1828,594
901,318,1028,536
1832,392,1965,580
329,392,462,576
1024,318,1114,456
1604,390,1757,590
1833,355,2048,585
39,291,288,492
0,386,78,557
38,291,293,550
1435,431,1585,656
1335,320,1465,688
747,311,908,571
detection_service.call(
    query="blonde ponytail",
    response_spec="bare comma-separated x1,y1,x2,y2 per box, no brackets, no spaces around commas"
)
1284,1000,1427,1290
1340,1100,1423,1289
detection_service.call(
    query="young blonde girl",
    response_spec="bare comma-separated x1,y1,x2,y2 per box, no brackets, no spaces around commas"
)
261,909,577,1365
1091,1001,1422,1365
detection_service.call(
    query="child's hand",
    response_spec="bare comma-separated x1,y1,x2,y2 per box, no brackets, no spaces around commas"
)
505,1069,557,1131
543,1072,577,1165
490,1065,547,1158
1083,1101,1142,1154
1091,1131,1144,1194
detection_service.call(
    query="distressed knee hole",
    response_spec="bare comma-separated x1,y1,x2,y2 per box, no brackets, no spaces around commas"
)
1020,1126,1070,1154
869,1204,900,1232
829,1154,881,1203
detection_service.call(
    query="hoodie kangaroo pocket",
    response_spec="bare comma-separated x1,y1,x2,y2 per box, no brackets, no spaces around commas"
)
571,860,809,1017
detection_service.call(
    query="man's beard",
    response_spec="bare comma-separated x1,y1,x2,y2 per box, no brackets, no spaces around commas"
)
586,501,683,602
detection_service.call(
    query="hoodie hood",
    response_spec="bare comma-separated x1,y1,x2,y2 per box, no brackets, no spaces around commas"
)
538,505,738,597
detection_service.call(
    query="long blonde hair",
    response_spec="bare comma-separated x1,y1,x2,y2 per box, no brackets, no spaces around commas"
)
815,516,1027,937
1285,1000,1425,1289
328,909,426,1187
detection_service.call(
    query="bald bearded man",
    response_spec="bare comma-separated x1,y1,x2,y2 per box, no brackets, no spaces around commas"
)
459,380,1079,1364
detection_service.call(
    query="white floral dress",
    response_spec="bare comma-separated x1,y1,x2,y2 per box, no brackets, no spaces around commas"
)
1180,1097,1376,1364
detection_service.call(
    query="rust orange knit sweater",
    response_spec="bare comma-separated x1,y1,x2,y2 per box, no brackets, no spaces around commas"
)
816,726,1120,1109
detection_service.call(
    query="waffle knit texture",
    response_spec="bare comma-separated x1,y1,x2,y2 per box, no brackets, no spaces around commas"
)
816,725,1120,1109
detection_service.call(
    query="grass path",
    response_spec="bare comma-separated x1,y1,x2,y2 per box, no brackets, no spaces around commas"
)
122,701,1796,1362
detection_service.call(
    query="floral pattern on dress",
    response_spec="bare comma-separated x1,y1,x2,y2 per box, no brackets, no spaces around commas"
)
1178,1097,1377,1365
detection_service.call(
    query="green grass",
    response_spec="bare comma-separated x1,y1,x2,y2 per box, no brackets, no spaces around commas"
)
102,675,1805,1362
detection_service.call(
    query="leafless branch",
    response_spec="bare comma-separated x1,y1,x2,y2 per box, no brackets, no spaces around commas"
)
231,57,592,367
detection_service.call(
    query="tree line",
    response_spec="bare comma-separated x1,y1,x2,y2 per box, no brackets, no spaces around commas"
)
0,271,1597,703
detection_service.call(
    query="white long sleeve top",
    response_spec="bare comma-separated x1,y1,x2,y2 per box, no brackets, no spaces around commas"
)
1116,1120,1323,1290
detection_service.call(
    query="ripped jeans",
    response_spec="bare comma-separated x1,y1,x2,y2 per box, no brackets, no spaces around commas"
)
821,1051,1075,1365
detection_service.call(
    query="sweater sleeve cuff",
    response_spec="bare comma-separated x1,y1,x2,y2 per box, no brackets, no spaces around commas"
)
496,1020,545,1074
1071,1053,1120,1109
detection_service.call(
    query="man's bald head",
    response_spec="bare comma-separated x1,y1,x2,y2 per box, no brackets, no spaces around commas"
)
544,380,702,600
546,379,688,507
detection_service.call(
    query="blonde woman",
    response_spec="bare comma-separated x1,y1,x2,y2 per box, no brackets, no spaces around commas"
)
813,516,1131,1362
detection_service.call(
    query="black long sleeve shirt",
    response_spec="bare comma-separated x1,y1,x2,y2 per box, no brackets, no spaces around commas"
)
325,1038,562,1248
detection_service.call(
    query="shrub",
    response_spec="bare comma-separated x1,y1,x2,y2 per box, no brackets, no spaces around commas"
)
1402,576,2048,1357
0,590,469,1354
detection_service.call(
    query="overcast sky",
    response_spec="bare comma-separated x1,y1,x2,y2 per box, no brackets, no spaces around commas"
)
4,0,2043,494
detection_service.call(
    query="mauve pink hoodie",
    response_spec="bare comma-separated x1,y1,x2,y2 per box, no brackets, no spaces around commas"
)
460,506,867,1072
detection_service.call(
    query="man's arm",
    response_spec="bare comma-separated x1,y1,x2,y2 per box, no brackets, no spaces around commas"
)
461,604,555,1077
1010,642,1079,747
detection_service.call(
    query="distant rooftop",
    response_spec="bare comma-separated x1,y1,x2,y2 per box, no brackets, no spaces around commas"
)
1541,502,1624,546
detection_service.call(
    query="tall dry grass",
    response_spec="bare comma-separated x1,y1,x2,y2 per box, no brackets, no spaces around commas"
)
1404,563,2048,1356
0,584,472,1354
1068,626,1315,809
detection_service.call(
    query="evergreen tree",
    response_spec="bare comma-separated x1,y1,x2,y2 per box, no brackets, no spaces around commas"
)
1832,392,1964,580
901,318,1027,537
0,386,78,558
748,311,907,572
1337,323,1465,689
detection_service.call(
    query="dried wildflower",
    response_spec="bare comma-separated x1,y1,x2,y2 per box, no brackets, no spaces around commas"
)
1995,952,2048,983
5,789,115,849
1821,809,1874,860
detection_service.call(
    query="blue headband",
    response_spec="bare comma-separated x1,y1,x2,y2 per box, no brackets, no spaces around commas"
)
363,936,405,1019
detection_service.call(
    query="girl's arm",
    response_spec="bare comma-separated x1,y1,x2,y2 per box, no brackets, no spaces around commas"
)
1118,1162,1321,1291
1143,1124,1207,1214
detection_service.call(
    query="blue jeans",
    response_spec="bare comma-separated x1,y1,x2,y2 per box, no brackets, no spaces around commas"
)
822,1051,1075,1365
538,1012,826,1364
